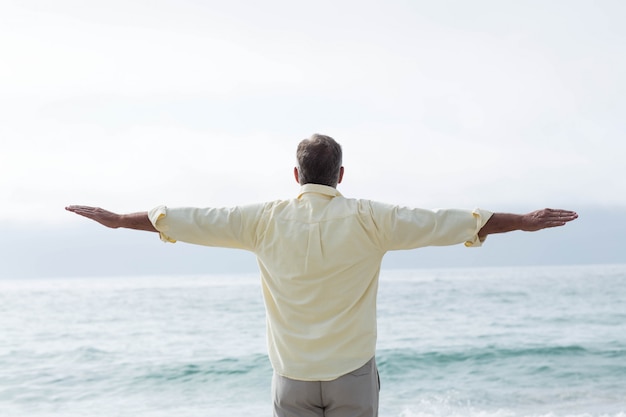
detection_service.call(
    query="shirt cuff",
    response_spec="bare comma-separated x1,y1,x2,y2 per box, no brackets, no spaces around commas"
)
464,209,493,248
148,205,177,243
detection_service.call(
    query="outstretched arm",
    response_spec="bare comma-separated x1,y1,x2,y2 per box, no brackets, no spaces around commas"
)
65,205,158,232
478,208,577,240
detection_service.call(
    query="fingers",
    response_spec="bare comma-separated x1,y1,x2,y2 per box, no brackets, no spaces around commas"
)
65,205,91,213
522,208,578,232
536,208,578,229
65,205,100,218
546,208,577,216
66,205,109,220
66,205,121,228
547,209,578,223
65,205,96,211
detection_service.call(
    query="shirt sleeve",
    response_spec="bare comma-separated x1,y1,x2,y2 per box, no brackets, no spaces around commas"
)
369,202,493,251
147,204,266,251
148,205,175,243
463,209,494,247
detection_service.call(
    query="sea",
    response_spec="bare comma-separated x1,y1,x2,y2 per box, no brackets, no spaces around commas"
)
1,264,625,417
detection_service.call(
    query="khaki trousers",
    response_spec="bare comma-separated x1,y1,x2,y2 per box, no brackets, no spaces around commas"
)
272,357,380,417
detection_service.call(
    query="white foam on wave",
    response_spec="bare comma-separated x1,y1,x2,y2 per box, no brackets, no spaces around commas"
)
391,396,626,417
397,407,626,417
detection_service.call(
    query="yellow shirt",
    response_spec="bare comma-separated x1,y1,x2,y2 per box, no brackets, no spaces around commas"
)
148,184,492,381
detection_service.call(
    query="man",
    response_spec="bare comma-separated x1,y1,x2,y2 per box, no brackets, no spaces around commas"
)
66,134,578,417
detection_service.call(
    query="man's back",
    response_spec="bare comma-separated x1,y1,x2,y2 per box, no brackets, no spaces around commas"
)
256,184,385,381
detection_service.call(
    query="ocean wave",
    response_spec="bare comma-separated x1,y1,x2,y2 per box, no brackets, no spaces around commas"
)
377,345,595,369
137,353,272,384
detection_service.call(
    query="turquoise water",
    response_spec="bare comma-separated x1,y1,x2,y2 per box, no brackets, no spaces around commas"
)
1,264,625,416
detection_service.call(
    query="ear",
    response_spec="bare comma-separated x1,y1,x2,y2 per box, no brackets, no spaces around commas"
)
337,166,344,184
294,167,300,184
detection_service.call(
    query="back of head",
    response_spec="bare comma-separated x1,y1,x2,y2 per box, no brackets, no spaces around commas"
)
296,134,343,187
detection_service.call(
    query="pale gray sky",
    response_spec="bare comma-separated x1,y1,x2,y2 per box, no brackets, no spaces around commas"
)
2,0,625,227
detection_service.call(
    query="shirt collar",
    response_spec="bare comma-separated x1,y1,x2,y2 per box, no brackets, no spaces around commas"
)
297,183,343,199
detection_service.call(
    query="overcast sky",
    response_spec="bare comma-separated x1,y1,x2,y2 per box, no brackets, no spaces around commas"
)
2,0,625,228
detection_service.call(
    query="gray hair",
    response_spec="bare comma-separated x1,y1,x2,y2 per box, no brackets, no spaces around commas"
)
296,134,343,187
